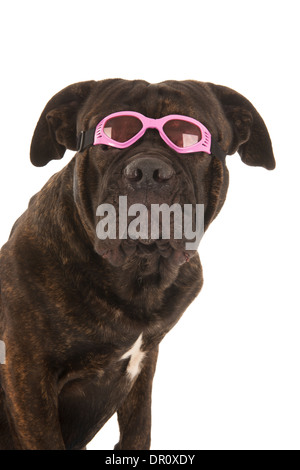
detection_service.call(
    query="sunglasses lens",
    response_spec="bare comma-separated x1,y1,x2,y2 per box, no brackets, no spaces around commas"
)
103,116,142,143
163,120,202,148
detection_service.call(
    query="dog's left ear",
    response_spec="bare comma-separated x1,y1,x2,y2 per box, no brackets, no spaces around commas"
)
208,83,275,170
30,81,96,167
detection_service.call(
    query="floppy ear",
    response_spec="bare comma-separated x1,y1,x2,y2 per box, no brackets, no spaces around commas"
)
207,83,275,170
30,81,96,166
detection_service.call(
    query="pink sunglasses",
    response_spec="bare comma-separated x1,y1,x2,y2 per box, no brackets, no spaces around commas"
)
77,111,226,161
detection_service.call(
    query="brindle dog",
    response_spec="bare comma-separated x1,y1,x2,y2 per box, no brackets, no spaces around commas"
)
0,80,275,449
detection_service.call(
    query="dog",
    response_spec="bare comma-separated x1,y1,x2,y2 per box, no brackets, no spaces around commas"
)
0,79,275,450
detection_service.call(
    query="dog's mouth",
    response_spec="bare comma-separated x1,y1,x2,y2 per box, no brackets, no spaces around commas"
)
96,238,195,267
123,239,178,258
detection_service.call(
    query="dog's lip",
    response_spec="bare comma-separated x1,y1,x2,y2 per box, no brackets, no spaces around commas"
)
124,238,171,250
122,239,167,256
96,237,195,267
138,239,156,246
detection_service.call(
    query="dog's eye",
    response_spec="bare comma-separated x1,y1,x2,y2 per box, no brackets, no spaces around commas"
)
103,116,142,143
163,120,202,148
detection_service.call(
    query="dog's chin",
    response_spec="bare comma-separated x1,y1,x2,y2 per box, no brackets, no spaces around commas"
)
95,239,196,268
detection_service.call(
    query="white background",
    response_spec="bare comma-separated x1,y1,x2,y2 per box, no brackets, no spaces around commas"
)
0,0,299,450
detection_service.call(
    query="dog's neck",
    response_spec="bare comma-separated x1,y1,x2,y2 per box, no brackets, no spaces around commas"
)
103,252,182,314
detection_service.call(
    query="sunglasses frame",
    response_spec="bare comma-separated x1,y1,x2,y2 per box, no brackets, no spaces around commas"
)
93,111,212,154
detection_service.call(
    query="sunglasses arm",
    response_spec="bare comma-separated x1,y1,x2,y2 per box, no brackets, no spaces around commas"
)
77,128,96,152
210,138,227,164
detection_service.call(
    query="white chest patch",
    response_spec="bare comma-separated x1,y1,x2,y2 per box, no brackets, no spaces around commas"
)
120,333,145,380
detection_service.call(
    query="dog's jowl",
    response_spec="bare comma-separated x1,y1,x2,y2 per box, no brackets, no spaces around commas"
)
0,79,275,450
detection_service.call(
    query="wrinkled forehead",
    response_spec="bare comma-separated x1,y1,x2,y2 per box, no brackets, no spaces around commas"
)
78,79,224,131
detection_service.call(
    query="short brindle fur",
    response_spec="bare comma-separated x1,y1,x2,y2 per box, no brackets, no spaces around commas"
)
0,79,275,449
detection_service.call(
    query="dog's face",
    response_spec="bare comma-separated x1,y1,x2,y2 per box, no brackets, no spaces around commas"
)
30,79,275,273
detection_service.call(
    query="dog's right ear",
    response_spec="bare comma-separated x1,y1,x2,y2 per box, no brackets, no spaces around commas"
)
30,81,96,167
207,83,275,170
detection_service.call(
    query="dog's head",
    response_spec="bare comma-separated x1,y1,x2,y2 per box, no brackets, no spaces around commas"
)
30,79,275,273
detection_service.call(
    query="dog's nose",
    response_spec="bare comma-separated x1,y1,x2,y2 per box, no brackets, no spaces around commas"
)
124,157,174,188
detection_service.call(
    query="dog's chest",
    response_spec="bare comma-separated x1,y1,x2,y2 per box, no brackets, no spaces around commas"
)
57,332,150,447
120,333,146,380
58,332,149,404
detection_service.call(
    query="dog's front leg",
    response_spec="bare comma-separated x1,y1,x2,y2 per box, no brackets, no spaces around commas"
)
115,347,158,450
2,352,64,450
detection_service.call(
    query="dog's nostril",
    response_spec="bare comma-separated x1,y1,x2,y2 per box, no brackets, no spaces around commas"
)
153,168,172,183
153,169,160,182
125,167,143,182
153,166,174,183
